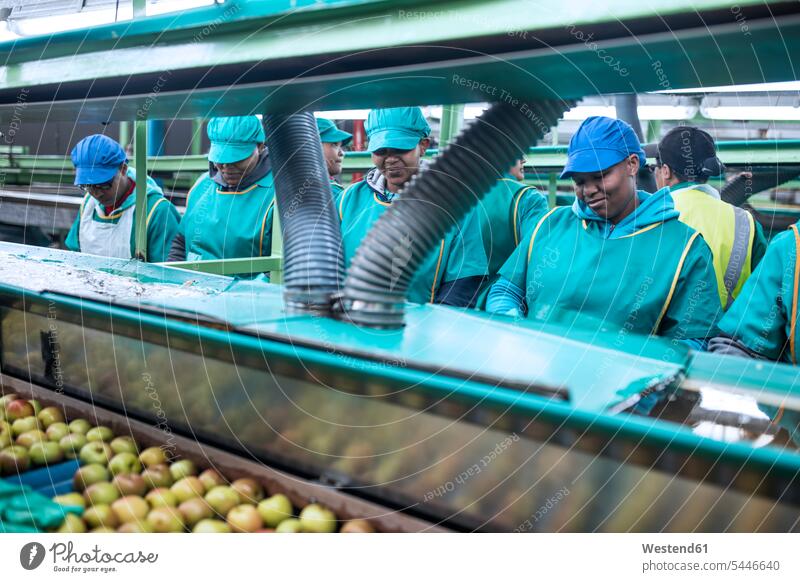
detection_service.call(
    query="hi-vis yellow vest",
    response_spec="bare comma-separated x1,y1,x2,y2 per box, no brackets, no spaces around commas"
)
672,186,754,308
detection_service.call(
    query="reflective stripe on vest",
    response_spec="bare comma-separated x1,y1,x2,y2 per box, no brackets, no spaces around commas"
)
723,206,752,309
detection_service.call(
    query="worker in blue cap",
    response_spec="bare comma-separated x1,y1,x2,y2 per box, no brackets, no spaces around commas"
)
337,107,488,306
168,116,275,263
316,117,352,199
65,134,180,262
486,116,721,346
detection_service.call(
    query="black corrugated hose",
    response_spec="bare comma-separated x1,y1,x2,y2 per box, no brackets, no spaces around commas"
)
339,100,574,328
264,112,345,312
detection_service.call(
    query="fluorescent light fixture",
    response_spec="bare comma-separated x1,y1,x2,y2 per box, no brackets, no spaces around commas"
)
702,105,800,120
314,110,369,120
657,81,800,94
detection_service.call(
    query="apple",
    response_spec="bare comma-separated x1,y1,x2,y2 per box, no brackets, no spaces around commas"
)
145,488,178,508
170,476,205,503
146,506,185,533
118,522,154,533
46,422,70,442
57,514,87,533
52,493,86,509
231,478,263,503
89,526,117,533
169,459,197,481
142,464,173,489
299,504,337,533
59,433,87,458
178,498,213,527
111,496,150,523
138,446,167,468
68,418,91,435
11,416,39,436
28,400,42,415
226,504,263,533
0,430,11,449
37,406,65,428
5,399,34,422
198,469,225,490
84,482,120,506
79,441,113,465
86,426,114,442
0,393,20,410
113,473,147,497
16,429,48,448
340,519,375,533
275,518,303,533
74,464,111,491
0,445,29,474
204,486,240,517
84,504,120,529
192,519,231,533
257,494,293,527
29,441,64,465
108,452,142,475
110,436,138,455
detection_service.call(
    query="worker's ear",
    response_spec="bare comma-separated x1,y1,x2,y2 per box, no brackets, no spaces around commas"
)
418,137,431,156
626,153,640,176
257,142,266,153
119,162,128,175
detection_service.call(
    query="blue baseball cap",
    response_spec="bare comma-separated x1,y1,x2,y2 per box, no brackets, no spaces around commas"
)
366,107,431,153
207,116,265,164
71,134,127,185
316,117,352,145
560,116,646,179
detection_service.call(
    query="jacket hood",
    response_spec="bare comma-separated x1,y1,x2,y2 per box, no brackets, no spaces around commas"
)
572,186,680,238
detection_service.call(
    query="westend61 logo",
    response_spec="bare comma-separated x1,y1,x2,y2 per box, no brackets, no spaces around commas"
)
19,542,158,574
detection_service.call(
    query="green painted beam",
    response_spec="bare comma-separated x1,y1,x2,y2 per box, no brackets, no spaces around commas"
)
133,120,148,261
439,104,464,146
162,255,282,276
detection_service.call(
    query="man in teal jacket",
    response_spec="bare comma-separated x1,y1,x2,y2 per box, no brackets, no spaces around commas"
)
317,117,352,199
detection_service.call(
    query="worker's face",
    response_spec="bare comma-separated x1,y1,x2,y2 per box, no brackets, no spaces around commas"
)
372,138,430,192
82,164,129,207
323,141,345,177
214,145,262,188
572,155,639,222
510,158,526,181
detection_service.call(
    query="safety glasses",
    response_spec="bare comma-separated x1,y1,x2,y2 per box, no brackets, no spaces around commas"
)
79,179,115,193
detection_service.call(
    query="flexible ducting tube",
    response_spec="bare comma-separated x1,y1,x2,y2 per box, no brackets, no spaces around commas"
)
340,100,574,328
264,112,345,312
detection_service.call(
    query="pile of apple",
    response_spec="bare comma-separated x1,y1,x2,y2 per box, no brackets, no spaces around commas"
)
1,393,375,533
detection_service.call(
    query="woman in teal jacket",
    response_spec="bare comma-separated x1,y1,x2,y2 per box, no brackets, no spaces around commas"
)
487,116,722,345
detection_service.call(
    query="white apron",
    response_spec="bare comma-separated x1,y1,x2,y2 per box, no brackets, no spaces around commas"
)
78,196,135,259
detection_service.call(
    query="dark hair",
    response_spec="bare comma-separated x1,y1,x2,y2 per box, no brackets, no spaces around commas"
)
655,126,725,184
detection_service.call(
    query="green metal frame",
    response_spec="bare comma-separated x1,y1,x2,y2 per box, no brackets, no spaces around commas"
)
163,256,282,276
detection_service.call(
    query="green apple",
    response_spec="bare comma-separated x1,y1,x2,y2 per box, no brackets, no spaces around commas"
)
170,476,205,503
275,518,303,533
89,526,117,533
138,446,167,468
257,494,293,527
108,452,142,475
178,498,213,527
145,488,178,508
110,436,138,455
113,473,147,497
68,418,91,435
52,492,86,509
168,459,197,481
198,469,225,491
15,429,48,448
117,521,154,533
74,464,111,491
141,464,173,489
111,496,150,523
59,433,87,458
46,422,70,442
340,519,375,533
37,406,65,428
192,519,231,533
86,426,114,442
57,514,87,533
0,445,29,474
0,430,11,449
11,416,39,437
204,486,240,517
28,400,42,416
146,506,185,533
29,441,64,465
226,504,263,533
79,441,113,465
299,503,337,533
84,482,120,506
84,504,119,529
231,478,263,503
5,399,34,422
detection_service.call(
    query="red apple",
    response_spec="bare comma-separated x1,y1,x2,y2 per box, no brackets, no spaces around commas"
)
226,504,263,533
0,445,29,474
178,498,213,527
231,478,263,503
5,399,34,422
340,519,375,533
113,473,147,497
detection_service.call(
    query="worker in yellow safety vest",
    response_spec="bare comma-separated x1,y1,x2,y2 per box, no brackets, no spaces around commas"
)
645,127,767,309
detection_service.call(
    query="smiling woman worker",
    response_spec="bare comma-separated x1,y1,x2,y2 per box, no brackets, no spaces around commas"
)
316,117,352,198
168,116,275,262
487,116,722,345
65,134,180,262
338,107,488,306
